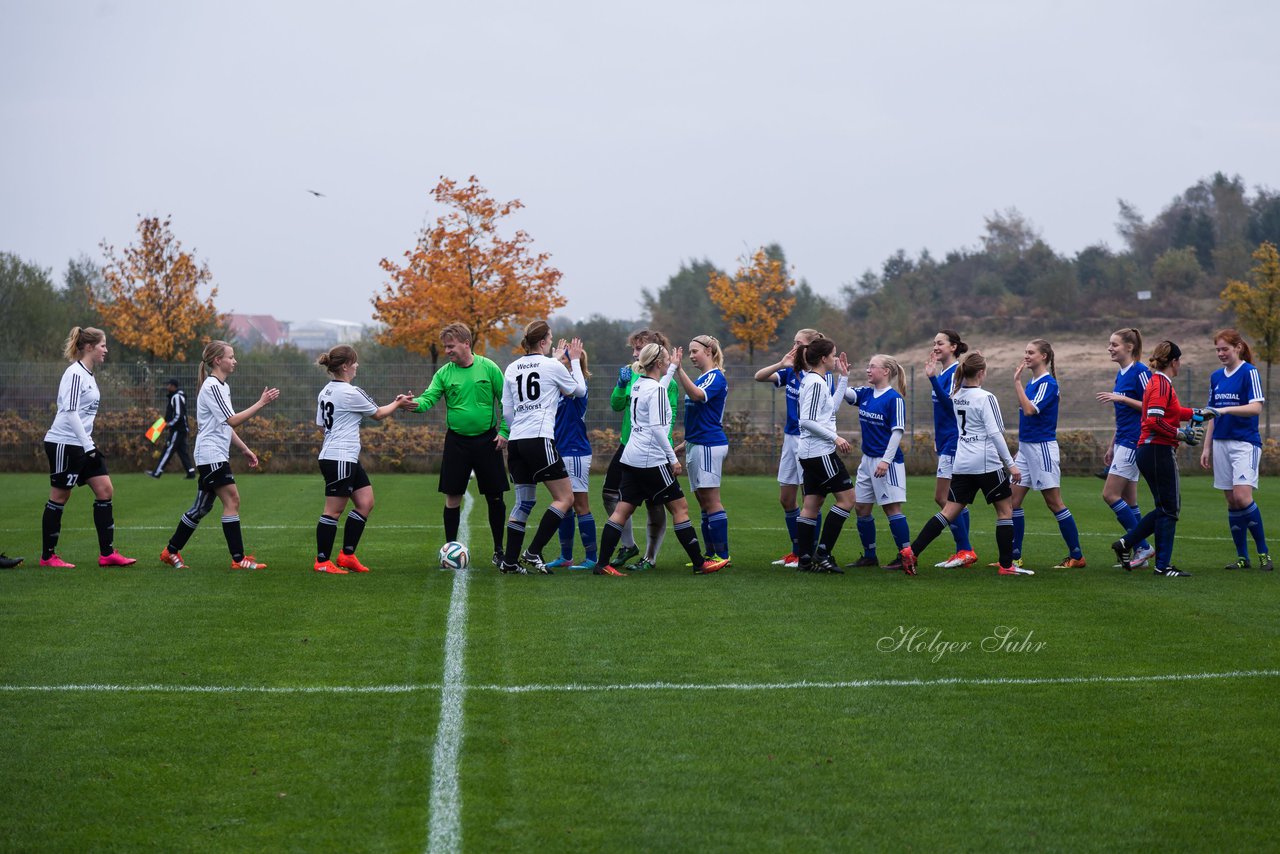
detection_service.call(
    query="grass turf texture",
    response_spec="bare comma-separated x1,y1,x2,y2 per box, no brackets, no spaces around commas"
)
1,472,1277,851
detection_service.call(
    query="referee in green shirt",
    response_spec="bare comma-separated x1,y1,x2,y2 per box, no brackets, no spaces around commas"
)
412,322,510,567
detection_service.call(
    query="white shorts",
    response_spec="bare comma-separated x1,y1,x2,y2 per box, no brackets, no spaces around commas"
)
777,433,803,485
855,456,907,506
687,442,728,490
1212,439,1260,490
564,454,592,494
935,453,955,480
1013,440,1061,491
1107,443,1140,482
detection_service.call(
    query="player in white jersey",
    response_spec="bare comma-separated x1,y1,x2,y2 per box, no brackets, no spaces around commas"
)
160,341,279,570
38,326,136,568
312,345,415,574
793,338,853,574
497,320,586,575
899,352,1024,576
753,328,827,567
1199,328,1271,571
592,343,729,576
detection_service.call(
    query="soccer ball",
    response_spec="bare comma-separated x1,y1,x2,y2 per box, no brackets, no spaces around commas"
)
439,541,469,569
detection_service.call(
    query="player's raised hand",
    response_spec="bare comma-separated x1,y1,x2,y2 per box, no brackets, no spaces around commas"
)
835,352,850,376
567,338,584,360
259,387,280,406
670,345,684,367
924,353,938,377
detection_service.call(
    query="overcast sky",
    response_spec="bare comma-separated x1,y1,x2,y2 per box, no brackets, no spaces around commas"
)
4,0,1279,327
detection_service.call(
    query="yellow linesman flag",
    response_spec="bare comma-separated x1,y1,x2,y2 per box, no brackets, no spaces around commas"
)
145,417,166,443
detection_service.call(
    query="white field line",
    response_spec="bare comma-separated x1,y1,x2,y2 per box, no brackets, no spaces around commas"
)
425,491,471,854
5,669,1277,696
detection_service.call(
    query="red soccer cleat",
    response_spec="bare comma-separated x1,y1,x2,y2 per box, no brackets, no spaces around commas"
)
231,556,267,570
898,547,917,576
314,559,349,575
335,552,370,573
695,557,730,574
160,548,188,569
593,564,628,576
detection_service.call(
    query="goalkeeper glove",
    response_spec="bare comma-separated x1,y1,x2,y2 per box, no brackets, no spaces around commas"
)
1177,424,1204,446
1192,407,1220,423
617,365,632,387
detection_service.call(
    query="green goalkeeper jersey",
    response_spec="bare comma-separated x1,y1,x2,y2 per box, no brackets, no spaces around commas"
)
413,355,509,437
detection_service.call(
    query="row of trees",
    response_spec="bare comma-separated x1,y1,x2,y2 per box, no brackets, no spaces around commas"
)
3,172,1278,392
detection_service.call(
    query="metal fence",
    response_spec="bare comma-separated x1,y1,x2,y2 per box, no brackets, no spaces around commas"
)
0,360,1264,476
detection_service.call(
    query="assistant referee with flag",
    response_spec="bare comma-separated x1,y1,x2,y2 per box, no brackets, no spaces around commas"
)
149,378,196,479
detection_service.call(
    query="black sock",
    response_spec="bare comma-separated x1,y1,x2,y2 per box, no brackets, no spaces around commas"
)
996,518,1014,567
169,512,199,552
92,500,115,556
222,515,245,562
911,513,949,557
503,521,526,565
342,510,367,555
443,505,461,542
796,515,818,560
41,500,65,559
316,514,338,561
486,494,506,552
527,506,566,556
674,519,705,567
598,520,623,568
818,506,849,554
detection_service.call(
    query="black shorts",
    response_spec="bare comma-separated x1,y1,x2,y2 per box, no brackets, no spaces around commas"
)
506,437,569,484
319,459,372,497
948,470,1011,505
197,461,237,492
619,462,684,506
800,453,853,497
45,441,108,489
603,444,626,492
439,429,509,496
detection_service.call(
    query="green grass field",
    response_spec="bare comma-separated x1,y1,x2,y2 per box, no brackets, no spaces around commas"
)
1,472,1277,851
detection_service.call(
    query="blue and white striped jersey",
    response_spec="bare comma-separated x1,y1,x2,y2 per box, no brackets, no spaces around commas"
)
1208,362,1264,445
1112,362,1151,449
847,385,906,463
1018,373,1059,444
684,368,728,446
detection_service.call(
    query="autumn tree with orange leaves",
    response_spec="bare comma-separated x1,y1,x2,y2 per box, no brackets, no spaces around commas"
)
707,248,796,363
374,176,566,356
95,216,222,361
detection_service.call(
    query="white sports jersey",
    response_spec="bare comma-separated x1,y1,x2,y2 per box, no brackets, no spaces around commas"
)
621,375,677,468
44,362,99,449
796,371,848,459
317,381,379,462
502,354,585,440
950,385,1014,475
194,375,236,465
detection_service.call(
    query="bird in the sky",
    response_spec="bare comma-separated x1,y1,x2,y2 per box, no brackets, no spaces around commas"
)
306,189,326,197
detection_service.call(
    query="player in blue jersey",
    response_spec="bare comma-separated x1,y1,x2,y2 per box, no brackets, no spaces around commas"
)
843,356,912,567
753,328,826,567
1007,339,1085,569
674,335,731,564
546,346,600,570
924,330,978,569
1199,329,1271,571
1095,328,1155,568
